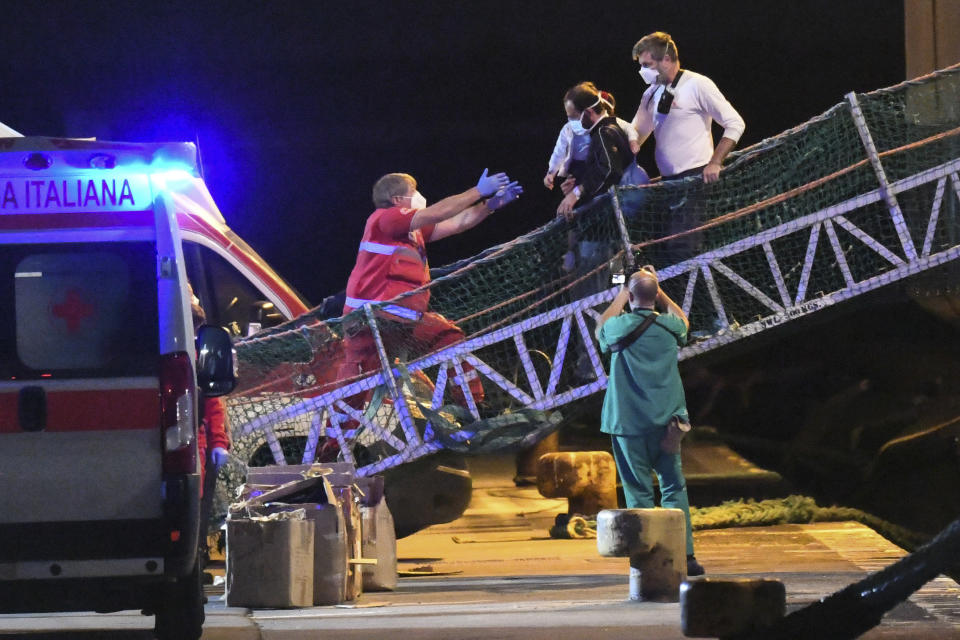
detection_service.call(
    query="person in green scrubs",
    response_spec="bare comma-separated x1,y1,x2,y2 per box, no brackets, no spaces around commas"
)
595,266,704,576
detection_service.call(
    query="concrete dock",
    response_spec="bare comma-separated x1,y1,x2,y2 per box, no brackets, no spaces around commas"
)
1,452,958,638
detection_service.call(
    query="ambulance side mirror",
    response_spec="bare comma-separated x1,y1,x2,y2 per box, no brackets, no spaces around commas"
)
196,325,237,397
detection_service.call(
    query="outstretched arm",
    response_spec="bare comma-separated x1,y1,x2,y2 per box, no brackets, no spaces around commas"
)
431,180,523,241
430,201,493,240
411,169,509,231
411,187,486,232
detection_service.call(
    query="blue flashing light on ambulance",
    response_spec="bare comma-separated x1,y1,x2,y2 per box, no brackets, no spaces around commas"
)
0,133,306,639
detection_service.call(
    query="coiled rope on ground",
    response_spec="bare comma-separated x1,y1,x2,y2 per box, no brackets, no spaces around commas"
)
551,494,928,552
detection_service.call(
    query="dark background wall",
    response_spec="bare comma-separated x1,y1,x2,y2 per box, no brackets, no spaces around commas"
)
1,0,905,306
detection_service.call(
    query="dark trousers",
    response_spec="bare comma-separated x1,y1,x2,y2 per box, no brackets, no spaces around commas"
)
660,165,706,267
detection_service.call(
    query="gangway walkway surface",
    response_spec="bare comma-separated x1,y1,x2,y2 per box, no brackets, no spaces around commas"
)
224,64,960,483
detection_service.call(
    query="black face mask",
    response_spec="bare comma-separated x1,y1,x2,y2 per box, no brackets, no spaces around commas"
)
581,92,609,130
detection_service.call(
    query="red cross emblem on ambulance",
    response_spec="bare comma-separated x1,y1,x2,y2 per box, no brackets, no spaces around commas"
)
52,288,95,333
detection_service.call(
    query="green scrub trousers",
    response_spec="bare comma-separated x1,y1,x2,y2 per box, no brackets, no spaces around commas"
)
611,429,694,556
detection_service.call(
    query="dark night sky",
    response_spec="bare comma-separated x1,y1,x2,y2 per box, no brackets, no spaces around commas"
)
1,0,905,307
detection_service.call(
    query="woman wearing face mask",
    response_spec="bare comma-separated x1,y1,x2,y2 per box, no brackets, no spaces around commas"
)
557,83,646,218
544,84,642,192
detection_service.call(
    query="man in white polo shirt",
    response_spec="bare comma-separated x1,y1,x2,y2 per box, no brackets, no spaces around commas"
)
631,31,745,184
633,31,746,335
631,32,745,270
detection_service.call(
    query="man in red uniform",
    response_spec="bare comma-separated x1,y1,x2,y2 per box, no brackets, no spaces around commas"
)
189,288,230,494
337,169,522,407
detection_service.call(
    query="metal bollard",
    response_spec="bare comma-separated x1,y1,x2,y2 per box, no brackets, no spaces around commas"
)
536,451,619,516
680,578,785,638
597,508,686,602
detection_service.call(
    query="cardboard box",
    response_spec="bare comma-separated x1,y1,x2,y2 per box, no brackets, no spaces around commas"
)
226,513,314,608
331,484,363,600
361,500,397,591
246,463,353,497
234,474,336,508
235,463,384,603
252,503,349,606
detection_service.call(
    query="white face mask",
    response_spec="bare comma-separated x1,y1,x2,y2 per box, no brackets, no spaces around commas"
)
396,191,426,209
408,191,427,210
569,118,586,135
638,64,659,85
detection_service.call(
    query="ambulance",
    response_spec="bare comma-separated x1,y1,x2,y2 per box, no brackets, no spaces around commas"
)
0,136,302,638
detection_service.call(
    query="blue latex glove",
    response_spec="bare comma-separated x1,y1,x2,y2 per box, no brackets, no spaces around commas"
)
476,168,510,197
211,447,229,469
487,181,523,211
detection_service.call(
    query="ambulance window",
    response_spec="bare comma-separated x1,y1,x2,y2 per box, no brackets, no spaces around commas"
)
2,243,158,378
183,244,288,337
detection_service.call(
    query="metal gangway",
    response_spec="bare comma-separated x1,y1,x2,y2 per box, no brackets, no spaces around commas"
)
231,78,960,478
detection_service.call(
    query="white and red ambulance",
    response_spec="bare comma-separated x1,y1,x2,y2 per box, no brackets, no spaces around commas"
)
0,136,302,638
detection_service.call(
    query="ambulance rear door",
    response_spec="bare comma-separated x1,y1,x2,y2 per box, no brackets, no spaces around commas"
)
0,163,169,583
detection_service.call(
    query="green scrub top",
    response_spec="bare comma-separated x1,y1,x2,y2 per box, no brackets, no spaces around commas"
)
597,309,689,435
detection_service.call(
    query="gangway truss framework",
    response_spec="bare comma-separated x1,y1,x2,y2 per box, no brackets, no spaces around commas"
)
231,76,960,478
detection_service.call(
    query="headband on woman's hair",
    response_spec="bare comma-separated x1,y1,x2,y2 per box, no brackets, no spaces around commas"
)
589,91,609,111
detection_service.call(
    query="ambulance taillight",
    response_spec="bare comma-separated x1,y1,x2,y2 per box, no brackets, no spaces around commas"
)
160,351,197,474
